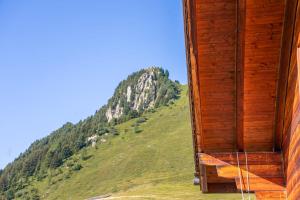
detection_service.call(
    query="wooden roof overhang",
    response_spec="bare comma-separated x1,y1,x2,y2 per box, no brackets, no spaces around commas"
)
183,0,300,198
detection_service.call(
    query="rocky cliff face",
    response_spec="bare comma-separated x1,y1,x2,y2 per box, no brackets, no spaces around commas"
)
105,67,179,122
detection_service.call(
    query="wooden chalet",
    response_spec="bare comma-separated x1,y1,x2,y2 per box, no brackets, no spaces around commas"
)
183,0,300,199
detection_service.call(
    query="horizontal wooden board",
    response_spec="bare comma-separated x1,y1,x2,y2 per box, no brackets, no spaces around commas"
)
198,152,282,166
236,177,285,191
255,191,287,200
217,164,283,178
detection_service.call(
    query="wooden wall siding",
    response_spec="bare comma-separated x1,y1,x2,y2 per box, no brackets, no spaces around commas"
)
282,0,300,176
195,0,237,151
275,0,299,151
282,1,300,199
243,0,285,151
286,125,300,200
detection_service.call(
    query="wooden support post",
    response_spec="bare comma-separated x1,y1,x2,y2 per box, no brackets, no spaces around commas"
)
199,164,208,193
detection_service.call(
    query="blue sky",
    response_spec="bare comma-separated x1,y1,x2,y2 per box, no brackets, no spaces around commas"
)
0,0,187,169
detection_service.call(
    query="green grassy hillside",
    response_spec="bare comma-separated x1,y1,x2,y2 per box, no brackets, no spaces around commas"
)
24,85,243,200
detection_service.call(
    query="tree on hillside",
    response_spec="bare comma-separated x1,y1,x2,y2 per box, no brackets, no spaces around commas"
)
165,69,169,78
75,135,86,151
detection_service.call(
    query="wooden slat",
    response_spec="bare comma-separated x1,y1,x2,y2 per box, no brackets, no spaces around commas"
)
198,152,282,166
206,166,235,183
236,177,285,191
207,183,237,193
217,164,283,179
286,126,300,199
255,191,287,200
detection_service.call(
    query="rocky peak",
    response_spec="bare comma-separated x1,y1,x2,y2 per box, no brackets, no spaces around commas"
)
105,67,179,122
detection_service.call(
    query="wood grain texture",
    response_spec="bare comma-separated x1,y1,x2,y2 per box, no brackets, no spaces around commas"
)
280,1,300,199
243,0,285,151
198,152,282,166
195,0,237,152
217,164,283,178
236,0,246,152
255,191,287,200
198,152,285,193
186,0,286,153
183,0,298,196
235,177,285,191
207,183,237,193
206,165,235,183
275,0,299,151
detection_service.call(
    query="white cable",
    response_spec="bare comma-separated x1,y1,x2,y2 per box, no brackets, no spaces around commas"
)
236,152,245,200
245,152,251,200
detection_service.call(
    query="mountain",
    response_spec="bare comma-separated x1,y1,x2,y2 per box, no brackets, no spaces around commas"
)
0,68,244,200
0,67,180,199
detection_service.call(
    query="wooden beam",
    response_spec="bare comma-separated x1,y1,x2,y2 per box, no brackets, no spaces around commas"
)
198,152,282,166
255,191,287,200
206,165,235,184
297,33,300,95
236,177,285,192
236,0,245,152
199,164,208,193
182,0,203,184
207,183,237,193
274,0,299,151
217,164,283,179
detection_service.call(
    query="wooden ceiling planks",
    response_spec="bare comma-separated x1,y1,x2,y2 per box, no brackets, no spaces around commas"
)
243,0,285,151
194,0,237,152
187,0,286,152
